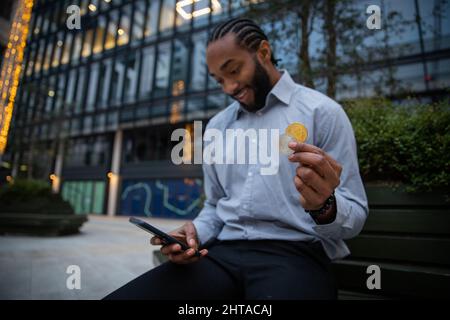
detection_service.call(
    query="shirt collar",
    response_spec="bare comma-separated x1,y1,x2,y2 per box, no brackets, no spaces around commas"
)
234,70,297,120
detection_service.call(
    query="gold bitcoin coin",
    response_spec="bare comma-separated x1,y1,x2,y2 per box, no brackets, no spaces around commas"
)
285,122,308,143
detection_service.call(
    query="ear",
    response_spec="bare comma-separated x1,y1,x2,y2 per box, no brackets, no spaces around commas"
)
256,40,272,65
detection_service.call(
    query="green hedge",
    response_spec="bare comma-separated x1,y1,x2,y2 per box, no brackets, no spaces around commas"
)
0,179,75,215
343,98,450,193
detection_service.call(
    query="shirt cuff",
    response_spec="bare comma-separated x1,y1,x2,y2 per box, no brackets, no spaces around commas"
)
192,219,220,247
312,192,353,240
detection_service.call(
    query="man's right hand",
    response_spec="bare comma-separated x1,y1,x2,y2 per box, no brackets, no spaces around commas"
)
150,221,208,264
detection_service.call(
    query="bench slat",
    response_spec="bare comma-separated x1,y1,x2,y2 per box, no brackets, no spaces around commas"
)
345,234,450,266
332,260,450,299
363,209,450,235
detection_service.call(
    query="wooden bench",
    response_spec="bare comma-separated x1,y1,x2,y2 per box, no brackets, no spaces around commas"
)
153,187,450,299
332,187,450,299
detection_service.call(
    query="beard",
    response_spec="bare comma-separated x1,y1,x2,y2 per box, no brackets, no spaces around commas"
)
235,58,273,113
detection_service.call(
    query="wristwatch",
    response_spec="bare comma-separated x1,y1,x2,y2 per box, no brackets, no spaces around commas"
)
305,191,336,221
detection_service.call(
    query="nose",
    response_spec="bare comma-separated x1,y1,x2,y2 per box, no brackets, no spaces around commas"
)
222,79,239,96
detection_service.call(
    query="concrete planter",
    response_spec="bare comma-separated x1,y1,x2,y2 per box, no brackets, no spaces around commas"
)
0,213,88,236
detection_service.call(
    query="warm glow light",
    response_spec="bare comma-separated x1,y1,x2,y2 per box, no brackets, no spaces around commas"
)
57,40,63,47
107,172,113,179
88,4,97,12
50,174,60,193
19,165,27,171
0,0,34,155
104,0,111,3
48,90,55,97
1,161,11,168
6,175,13,183
176,0,222,20
170,103,181,124
117,28,124,36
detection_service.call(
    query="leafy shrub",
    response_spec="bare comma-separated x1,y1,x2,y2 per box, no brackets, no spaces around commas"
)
343,98,450,192
0,179,75,214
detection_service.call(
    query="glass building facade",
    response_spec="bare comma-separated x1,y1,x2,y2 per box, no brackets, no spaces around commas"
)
4,0,450,217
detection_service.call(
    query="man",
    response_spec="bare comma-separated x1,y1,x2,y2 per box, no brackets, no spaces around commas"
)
105,18,368,300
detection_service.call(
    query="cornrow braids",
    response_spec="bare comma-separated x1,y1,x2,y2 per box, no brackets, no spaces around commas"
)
208,18,279,66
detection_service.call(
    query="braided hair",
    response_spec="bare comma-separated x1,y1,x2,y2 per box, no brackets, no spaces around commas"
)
208,18,279,66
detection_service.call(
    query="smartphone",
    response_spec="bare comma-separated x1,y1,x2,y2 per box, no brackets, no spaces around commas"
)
129,217,200,257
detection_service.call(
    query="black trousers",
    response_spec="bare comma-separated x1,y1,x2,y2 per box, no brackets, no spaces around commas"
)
103,240,337,300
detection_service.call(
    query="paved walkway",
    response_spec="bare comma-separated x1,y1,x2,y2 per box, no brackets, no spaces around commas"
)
0,215,187,300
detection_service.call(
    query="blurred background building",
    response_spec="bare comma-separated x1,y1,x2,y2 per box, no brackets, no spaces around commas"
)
1,0,449,218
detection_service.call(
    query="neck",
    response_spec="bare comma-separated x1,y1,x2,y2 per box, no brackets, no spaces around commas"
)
267,66,282,88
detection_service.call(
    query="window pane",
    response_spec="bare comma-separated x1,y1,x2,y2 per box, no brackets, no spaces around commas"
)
111,57,126,105
26,43,37,76
92,181,105,214
83,116,93,134
190,31,207,92
139,46,155,99
81,28,94,58
230,0,246,17
43,36,54,70
118,4,131,46
187,96,205,120
160,0,175,35
70,118,81,135
35,39,45,72
54,73,65,114
132,1,146,42
45,77,55,113
80,0,89,16
65,69,77,112
42,11,50,33
206,93,226,112
124,52,139,103
154,41,172,98
170,99,184,123
98,58,113,108
212,0,227,22
72,32,83,62
61,33,72,65
86,63,99,111
105,10,119,50
65,136,110,167
106,111,118,130
52,33,64,67
34,14,42,36
84,182,93,212
93,16,106,54
74,67,87,114
93,113,106,133
45,76,56,117
171,38,189,96
144,0,159,40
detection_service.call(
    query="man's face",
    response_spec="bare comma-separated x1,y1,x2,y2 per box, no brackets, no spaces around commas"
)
206,33,273,112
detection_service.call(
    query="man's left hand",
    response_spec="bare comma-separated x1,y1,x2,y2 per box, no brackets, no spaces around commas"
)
288,142,342,211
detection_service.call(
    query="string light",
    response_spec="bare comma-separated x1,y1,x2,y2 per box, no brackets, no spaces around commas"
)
0,0,34,154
